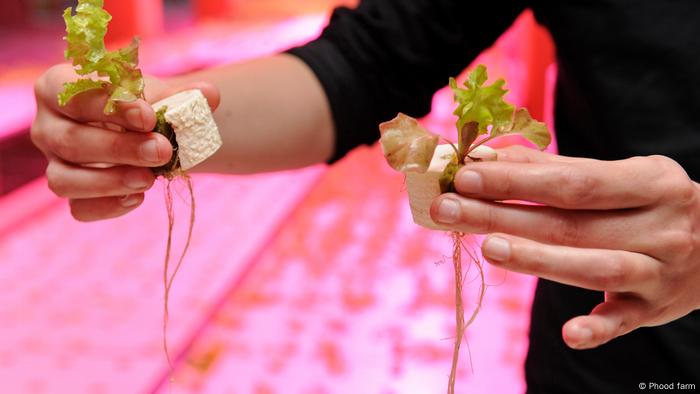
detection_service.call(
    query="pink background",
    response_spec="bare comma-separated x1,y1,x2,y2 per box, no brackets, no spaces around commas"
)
0,3,556,393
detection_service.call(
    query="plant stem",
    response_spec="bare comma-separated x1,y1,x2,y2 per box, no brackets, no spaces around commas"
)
459,122,479,163
441,138,461,160
466,135,497,155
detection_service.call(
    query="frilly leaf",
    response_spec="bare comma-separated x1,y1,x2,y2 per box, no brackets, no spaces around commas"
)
379,113,439,173
57,79,107,107
492,108,551,150
59,0,144,114
450,65,514,136
63,0,111,76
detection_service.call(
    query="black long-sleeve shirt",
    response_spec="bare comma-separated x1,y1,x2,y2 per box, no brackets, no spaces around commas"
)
288,1,700,392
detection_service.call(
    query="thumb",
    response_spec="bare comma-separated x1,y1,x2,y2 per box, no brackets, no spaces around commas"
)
562,297,648,350
495,145,584,164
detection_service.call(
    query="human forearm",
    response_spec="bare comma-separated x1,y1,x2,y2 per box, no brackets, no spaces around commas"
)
169,54,335,174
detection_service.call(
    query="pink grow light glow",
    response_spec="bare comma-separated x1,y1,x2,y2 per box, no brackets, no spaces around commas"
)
0,9,556,394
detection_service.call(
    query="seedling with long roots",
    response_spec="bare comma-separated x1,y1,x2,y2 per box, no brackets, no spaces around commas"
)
379,65,551,394
59,1,210,389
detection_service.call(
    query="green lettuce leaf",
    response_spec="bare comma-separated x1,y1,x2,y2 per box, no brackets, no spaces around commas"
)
59,0,144,114
450,65,515,137
58,79,107,107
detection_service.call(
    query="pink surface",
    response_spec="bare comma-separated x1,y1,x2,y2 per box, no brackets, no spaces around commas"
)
0,9,557,394
0,84,36,139
0,168,324,394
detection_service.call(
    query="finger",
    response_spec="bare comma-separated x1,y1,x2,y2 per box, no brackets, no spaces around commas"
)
69,194,145,222
430,194,658,250
481,234,660,292
147,81,221,111
466,145,498,161
453,156,663,209
46,116,172,166
562,297,648,349
494,145,585,164
37,66,156,132
47,160,156,199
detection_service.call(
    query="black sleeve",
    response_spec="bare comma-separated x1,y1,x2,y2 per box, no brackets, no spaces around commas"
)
287,0,527,162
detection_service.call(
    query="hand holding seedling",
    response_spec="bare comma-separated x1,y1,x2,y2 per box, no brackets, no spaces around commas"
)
380,65,553,394
31,63,219,221
431,144,700,350
380,65,700,392
32,2,225,386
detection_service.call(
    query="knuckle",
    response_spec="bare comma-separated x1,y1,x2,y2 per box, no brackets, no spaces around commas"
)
46,163,67,197
108,133,128,162
29,120,44,150
482,205,497,233
645,303,671,326
467,202,496,233
51,128,79,161
661,229,695,261
505,145,530,156
647,155,693,196
558,169,597,206
33,73,47,99
647,154,677,171
667,176,695,206
599,254,627,289
676,181,697,206
36,64,66,100
498,145,530,162
548,214,580,245
68,200,90,222
635,155,697,209
493,168,516,196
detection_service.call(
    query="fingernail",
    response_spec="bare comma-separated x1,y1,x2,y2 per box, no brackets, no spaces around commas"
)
483,236,511,262
571,325,593,348
456,170,483,193
139,140,160,163
120,194,141,208
123,169,150,190
125,108,144,130
579,327,593,342
436,198,460,224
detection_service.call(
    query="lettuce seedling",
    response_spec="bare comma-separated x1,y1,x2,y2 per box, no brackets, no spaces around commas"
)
379,65,552,394
57,1,191,385
440,65,550,192
59,0,145,114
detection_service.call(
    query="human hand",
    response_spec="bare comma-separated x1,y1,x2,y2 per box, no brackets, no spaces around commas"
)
429,145,700,350
31,64,220,221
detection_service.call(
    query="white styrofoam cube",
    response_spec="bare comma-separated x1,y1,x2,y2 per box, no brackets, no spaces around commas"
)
152,89,222,171
406,144,496,230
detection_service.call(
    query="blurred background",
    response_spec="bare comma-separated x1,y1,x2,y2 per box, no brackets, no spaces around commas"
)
0,0,556,393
